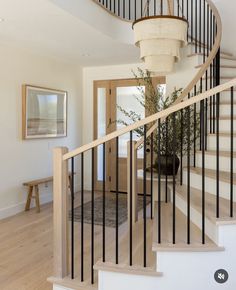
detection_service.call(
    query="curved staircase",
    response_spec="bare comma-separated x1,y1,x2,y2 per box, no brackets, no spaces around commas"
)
48,1,236,290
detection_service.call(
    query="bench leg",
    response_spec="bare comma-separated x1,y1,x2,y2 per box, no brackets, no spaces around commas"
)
35,185,40,213
25,186,33,211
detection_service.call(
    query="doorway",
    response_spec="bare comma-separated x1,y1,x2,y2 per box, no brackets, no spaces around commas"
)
94,77,166,193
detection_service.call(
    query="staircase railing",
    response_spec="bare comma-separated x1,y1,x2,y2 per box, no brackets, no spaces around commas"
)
131,0,222,224
52,78,236,285
50,0,232,287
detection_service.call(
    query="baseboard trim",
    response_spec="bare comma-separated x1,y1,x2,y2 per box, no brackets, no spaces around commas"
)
0,193,53,220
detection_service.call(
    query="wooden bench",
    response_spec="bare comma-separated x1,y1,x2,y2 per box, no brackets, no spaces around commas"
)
23,174,73,213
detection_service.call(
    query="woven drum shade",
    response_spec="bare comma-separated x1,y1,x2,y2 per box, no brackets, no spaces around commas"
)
133,16,188,75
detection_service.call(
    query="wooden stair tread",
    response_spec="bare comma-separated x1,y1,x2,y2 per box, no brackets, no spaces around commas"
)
185,167,236,185
220,101,236,105
187,42,233,57
208,116,236,120
203,76,236,80
94,261,162,277
188,52,236,61
152,203,223,252
209,132,236,137
196,150,236,158
47,276,98,290
175,185,236,225
105,217,156,269
196,64,236,69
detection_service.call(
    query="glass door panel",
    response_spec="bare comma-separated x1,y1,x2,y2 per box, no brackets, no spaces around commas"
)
116,86,145,159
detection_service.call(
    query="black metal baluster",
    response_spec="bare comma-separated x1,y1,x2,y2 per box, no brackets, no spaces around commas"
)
230,87,234,217
201,100,205,244
129,131,133,266
195,0,197,52
158,120,161,243
151,132,154,219
199,0,202,53
173,113,176,244
134,0,137,20
165,117,168,203
161,0,163,15
203,0,206,63
129,0,131,20
191,0,193,42
187,0,189,41
180,110,183,185
123,0,125,18
187,100,191,244
116,137,119,264
205,97,208,150
141,0,143,17
91,148,95,284
102,143,106,262
216,48,220,218
200,78,203,151
118,0,120,16
177,0,180,16
71,157,75,279
81,153,84,282
194,85,197,167
143,125,147,267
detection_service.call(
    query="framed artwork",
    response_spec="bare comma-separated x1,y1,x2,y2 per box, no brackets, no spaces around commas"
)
22,85,67,139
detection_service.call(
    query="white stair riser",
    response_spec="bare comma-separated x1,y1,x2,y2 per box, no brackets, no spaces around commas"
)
207,135,236,151
98,271,160,290
220,104,236,116
176,194,218,244
220,67,236,77
196,153,236,172
208,119,236,131
183,170,236,200
155,225,236,290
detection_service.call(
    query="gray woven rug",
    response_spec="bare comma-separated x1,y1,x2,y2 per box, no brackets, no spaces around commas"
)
72,193,150,228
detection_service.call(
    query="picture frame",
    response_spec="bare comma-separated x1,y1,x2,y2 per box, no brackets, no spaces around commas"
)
22,85,67,139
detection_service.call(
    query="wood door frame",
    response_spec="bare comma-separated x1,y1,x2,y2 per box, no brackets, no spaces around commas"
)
93,76,166,192
93,80,111,191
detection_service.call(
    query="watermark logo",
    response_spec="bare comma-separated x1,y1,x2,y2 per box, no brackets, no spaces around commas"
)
214,269,229,284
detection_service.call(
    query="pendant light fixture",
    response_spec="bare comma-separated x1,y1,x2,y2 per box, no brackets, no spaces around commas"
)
133,0,188,75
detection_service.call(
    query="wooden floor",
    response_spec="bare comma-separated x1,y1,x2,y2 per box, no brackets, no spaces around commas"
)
0,202,53,290
0,192,155,290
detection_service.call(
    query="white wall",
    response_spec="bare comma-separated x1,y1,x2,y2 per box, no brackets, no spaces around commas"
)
0,44,82,219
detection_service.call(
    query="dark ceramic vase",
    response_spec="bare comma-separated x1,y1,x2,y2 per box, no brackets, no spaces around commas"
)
154,155,180,176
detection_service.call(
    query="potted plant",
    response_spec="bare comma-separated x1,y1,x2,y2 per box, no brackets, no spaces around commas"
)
115,68,200,176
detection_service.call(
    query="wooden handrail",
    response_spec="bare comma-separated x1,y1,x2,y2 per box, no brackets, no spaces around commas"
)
63,79,236,160
134,0,222,149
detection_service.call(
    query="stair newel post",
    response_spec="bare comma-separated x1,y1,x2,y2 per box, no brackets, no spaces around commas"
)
53,147,69,279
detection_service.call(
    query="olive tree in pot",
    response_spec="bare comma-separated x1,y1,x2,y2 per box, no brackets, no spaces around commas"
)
116,68,200,176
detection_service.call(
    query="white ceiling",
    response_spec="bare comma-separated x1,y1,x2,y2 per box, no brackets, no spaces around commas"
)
0,0,139,66
0,0,234,67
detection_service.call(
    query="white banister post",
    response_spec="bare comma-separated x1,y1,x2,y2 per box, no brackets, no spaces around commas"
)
53,147,69,278
127,141,138,225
